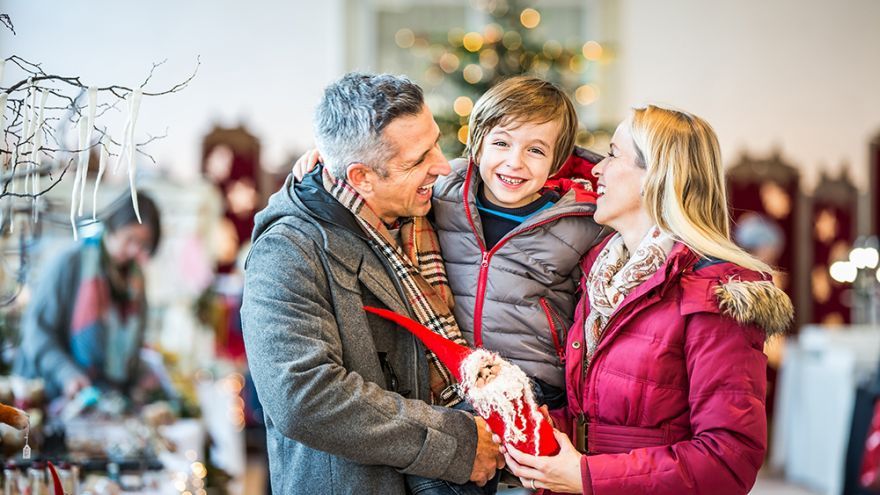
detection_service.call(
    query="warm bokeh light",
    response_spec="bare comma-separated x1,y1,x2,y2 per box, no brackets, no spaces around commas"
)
463,64,483,83
575,84,599,105
453,96,474,116
463,32,484,52
520,8,541,29
447,28,465,47
543,40,563,59
502,31,522,50
576,130,595,148
458,125,469,144
484,23,503,43
582,40,603,61
439,52,461,73
395,28,415,48
479,49,499,69
424,66,444,85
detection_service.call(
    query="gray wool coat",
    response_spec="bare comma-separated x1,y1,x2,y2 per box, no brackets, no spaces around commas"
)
241,169,478,495
431,159,607,389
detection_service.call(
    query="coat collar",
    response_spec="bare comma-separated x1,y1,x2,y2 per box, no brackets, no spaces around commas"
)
292,168,410,316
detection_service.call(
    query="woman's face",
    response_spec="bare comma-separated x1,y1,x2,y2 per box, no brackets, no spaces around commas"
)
593,122,649,230
104,223,153,266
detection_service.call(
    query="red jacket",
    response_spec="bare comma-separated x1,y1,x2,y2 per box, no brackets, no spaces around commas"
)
555,239,793,495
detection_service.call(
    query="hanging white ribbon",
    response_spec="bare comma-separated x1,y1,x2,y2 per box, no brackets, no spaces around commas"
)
31,89,49,222
126,89,143,223
93,138,108,220
0,93,7,150
16,84,35,197
31,90,48,222
24,88,39,198
70,114,90,240
77,87,98,217
0,60,6,156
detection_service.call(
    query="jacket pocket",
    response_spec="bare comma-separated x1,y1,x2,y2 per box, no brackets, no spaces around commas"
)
539,297,565,363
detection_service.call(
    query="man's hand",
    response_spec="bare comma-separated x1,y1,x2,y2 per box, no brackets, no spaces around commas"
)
292,148,323,182
470,416,504,486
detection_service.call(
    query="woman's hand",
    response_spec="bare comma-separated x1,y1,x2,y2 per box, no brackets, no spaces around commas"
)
504,428,584,493
292,148,323,182
539,404,556,428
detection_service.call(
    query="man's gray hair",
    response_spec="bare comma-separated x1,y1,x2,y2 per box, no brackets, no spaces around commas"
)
314,72,425,179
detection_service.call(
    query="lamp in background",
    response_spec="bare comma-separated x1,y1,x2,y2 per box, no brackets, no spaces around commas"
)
830,236,880,325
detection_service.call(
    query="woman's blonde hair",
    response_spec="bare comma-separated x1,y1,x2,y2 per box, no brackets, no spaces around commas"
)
630,105,773,273
466,76,578,174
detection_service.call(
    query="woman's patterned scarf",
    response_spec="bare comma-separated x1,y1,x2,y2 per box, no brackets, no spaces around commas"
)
584,227,675,361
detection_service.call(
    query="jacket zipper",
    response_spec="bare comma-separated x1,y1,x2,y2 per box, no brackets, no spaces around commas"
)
539,297,566,363
469,212,590,348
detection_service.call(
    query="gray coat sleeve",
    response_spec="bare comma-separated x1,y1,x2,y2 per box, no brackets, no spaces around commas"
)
241,230,477,483
16,245,88,394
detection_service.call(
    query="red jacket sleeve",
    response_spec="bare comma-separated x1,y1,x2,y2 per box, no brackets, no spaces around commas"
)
581,313,768,495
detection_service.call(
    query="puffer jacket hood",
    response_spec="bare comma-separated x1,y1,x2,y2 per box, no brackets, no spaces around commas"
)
251,166,365,246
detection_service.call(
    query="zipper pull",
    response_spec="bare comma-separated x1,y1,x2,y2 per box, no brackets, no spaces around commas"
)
480,251,489,268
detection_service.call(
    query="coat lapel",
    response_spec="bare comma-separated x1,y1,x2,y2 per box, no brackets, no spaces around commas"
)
357,248,410,317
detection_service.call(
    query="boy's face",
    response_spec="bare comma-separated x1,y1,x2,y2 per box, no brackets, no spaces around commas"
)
477,119,561,209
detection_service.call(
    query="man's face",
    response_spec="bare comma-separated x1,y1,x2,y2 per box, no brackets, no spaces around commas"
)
365,104,450,224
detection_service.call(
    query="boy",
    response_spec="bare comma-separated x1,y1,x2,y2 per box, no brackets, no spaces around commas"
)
432,76,605,412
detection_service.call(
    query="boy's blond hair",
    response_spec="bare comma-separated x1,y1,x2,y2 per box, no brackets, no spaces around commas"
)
465,76,578,175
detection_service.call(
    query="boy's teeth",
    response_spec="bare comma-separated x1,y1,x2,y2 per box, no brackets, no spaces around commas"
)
498,174,525,185
597,185,606,195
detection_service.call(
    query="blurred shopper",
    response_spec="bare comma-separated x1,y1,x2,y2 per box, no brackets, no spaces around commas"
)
14,191,161,400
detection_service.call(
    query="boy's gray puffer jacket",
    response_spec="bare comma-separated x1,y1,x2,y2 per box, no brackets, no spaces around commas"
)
431,158,607,389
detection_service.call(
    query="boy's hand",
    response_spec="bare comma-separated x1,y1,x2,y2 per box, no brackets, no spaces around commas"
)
292,148,323,182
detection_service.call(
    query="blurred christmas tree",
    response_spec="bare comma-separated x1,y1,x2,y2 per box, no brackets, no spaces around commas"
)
396,0,611,158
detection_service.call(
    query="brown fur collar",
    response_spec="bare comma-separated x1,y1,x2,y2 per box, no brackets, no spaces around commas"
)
714,279,793,337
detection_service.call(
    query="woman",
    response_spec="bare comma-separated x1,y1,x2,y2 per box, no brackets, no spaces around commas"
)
14,191,161,400
503,105,793,494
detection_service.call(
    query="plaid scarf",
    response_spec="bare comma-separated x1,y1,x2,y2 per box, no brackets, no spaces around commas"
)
322,168,465,406
584,226,674,364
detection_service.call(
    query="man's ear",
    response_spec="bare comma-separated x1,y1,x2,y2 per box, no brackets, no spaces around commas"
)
346,163,375,193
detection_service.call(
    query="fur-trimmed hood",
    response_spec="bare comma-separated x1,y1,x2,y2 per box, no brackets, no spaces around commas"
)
675,252,794,338
715,278,793,337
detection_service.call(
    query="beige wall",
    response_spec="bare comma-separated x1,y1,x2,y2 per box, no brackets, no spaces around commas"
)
614,0,880,191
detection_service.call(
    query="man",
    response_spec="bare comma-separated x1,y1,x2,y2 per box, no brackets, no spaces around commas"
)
241,73,503,494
